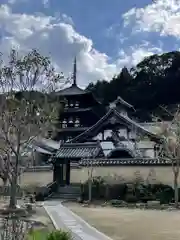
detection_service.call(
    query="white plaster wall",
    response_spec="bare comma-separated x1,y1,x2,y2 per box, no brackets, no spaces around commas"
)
5,167,177,188
137,141,155,149
70,166,177,187
143,149,155,158
118,129,127,138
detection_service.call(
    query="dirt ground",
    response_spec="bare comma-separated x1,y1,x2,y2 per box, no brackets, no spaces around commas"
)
65,202,180,240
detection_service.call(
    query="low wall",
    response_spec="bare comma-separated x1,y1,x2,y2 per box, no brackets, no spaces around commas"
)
70,166,177,187
0,171,53,187
0,166,177,188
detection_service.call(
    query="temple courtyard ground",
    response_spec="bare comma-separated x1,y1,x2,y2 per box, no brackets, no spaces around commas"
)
64,202,180,240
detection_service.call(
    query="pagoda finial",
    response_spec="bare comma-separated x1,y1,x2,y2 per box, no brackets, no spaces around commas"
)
72,56,77,86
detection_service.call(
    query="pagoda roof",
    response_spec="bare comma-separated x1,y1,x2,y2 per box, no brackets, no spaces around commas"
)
55,85,89,96
110,96,134,110
54,142,103,159
71,107,161,143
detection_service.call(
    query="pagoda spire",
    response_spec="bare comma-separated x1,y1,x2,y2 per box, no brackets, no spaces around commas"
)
72,56,77,86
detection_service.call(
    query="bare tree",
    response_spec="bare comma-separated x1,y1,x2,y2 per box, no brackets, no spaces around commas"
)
0,49,63,208
87,160,94,203
155,108,180,208
80,155,94,203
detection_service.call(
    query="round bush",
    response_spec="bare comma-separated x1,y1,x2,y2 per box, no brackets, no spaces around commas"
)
47,230,72,240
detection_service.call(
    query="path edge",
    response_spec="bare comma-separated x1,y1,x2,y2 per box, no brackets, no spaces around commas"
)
61,201,113,240
44,205,59,230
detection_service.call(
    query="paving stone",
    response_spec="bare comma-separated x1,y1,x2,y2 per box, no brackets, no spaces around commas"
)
44,201,112,240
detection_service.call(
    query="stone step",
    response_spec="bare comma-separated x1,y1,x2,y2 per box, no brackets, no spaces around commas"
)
50,192,80,200
58,186,81,194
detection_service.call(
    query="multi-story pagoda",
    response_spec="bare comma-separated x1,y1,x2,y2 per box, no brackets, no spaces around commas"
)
54,58,105,142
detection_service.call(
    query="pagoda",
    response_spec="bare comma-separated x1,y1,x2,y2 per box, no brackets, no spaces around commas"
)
54,58,105,142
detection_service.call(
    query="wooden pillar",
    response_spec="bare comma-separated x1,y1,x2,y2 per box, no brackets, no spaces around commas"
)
59,163,64,186
66,160,70,185
53,165,56,182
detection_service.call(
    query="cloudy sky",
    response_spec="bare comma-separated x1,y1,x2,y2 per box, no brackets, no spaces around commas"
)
0,0,179,87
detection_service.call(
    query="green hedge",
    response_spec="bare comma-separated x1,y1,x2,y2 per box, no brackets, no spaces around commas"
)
81,177,174,204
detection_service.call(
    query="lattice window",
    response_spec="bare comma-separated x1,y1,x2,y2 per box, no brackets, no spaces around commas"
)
75,101,79,108
64,98,69,108
69,101,74,107
62,119,67,128
68,117,74,124
75,118,80,127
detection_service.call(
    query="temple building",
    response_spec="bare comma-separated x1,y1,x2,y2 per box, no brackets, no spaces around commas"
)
51,95,169,187
30,59,170,190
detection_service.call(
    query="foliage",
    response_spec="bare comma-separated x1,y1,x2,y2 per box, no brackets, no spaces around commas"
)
125,194,138,203
27,229,50,240
46,230,72,240
80,175,174,204
27,229,72,240
109,199,124,207
86,51,180,121
154,108,180,208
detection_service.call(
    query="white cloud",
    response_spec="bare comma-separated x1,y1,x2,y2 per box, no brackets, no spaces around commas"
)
122,0,180,38
61,14,74,26
0,4,120,87
0,4,164,87
117,43,163,67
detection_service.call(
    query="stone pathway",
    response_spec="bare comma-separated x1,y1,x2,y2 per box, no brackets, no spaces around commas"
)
44,201,113,240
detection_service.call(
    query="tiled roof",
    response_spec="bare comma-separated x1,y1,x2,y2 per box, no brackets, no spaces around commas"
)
79,158,171,166
71,107,161,143
110,96,134,110
54,142,102,159
55,85,88,96
29,137,59,154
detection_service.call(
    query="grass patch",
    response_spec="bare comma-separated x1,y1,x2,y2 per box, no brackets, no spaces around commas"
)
27,229,50,240
27,229,72,240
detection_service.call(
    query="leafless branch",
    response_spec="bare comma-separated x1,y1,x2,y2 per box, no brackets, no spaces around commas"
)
0,49,65,207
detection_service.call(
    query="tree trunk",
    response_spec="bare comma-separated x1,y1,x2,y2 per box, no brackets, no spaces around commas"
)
9,156,19,209
174,174,179,208
9,175,17,209
88,178,92,202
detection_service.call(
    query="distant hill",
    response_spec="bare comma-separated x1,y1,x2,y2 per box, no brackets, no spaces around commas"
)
86,51,180,121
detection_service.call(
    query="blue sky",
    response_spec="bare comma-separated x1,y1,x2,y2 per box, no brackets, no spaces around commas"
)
0,0,179,87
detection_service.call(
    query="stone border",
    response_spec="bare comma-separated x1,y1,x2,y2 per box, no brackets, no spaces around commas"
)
60,201,113,240
44,201,113,240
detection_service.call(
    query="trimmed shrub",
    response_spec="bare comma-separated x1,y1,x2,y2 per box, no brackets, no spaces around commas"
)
156,188,174,204
125,194,138,203
47,230,72,240
80,176,174,205
109,199,125,207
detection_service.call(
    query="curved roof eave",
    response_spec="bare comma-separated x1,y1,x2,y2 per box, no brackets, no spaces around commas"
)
71,107,161,143
107,147,135,158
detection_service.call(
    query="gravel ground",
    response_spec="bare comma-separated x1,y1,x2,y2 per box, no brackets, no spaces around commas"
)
64,202,180,240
